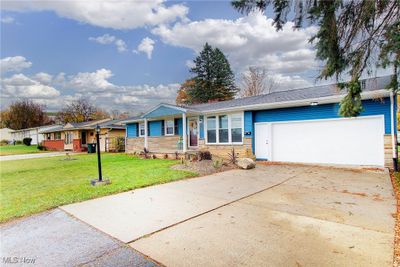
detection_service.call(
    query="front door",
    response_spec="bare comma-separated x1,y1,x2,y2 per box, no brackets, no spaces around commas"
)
255,123,271,160
81,131,87,145
189,118,198,147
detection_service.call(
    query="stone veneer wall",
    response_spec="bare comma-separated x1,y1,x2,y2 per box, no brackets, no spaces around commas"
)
198,137,253,159
384,134,395,168
126,137,145,153
148,136,181,152
126,136,181,153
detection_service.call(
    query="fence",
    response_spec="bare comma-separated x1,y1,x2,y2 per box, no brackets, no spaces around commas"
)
105,136,125,152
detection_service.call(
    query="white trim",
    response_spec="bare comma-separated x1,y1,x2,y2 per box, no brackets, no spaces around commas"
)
253,114,385,126
188,117,200,148
390,92,397,160
138,122,145,137
182,113,187,152
144,119,148,149
205,112,244,145
142,103,188,118
164,119,175,136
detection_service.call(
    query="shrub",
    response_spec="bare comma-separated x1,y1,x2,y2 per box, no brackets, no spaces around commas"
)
15,140,23,145
198,150,212,161
228,147,239,164
23,138,32,146
37,144,47,151
115,137,125,152
0,139,9,146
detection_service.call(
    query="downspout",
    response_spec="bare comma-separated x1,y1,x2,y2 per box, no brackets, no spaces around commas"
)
144,118,148,150
390,91,398,171
124,125,127,153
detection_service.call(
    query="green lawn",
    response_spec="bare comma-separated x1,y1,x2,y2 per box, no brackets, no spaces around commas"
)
0,145,45,156
0,154,196,222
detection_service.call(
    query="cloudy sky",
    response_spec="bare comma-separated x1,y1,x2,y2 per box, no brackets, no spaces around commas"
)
0,0,324,113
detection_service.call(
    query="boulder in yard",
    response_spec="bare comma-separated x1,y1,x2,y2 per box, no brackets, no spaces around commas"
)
237,158,256,169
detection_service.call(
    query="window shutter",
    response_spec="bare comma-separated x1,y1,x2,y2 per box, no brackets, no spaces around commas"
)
161,120,165,136
174,118,179,135
135,123,139,137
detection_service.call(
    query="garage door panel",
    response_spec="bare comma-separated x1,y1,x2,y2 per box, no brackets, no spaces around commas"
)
257,116,385,166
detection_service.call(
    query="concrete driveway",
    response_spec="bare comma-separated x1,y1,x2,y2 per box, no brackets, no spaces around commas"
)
61,164,396,267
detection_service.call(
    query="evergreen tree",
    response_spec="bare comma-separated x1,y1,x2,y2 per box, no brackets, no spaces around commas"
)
189,43,238,103
232,0,399,117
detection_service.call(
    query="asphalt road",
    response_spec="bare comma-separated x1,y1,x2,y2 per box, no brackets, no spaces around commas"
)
0,209,158,267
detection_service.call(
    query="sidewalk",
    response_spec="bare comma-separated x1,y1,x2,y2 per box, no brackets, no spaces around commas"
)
0,152,82,161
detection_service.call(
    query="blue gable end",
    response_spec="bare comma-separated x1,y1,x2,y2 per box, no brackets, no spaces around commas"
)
127,123,138,138
144,106,184,119
253,98,392,134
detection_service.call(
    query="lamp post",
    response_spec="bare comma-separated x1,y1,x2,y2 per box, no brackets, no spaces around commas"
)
90,125,110,186
96,125,103,182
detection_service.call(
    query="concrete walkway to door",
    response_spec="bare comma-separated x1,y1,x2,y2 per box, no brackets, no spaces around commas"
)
61,164,396,266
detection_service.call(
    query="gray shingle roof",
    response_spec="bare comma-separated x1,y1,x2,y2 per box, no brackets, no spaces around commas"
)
186,76,392,112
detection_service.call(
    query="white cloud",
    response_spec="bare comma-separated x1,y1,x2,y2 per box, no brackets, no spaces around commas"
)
89,34,116,44
185,60,195,69
272,74,312,91
68,68,116,92
153,12,318,75
1,16,14,24
33,72,52,84
134,37,155,59
1,73,60,98
114,95,140,104
2,0,188,30
114,39,127,53
0,65,180,112
0,56,32,73
89,34,127,53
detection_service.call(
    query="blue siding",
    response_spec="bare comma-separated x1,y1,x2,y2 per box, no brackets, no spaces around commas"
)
244,111,253,137
144,106,184,118
149,121,162,136
127,123,138,138
175,118,183,136
253,98,392,134
199,115,204,139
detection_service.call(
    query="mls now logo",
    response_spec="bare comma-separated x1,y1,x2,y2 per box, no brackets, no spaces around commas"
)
2,256,36,264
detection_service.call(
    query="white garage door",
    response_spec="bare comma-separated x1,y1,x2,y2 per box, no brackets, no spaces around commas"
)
255,116,385,166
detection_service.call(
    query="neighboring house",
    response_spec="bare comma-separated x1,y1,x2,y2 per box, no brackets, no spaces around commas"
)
10,125,61,145
0,128,14,141
123,76,397,168
41,119,125,152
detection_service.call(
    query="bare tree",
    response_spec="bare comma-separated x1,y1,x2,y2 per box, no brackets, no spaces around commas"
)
56,98,109,123
240,66,278,97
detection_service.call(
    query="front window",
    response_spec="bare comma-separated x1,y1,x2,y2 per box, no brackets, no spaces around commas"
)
218,115,229,143
207,116,217,143
165,119,174,135
231,114,243,143
139,123,145,137
206,113,243,144
55,132,61,140
64,132,72,144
